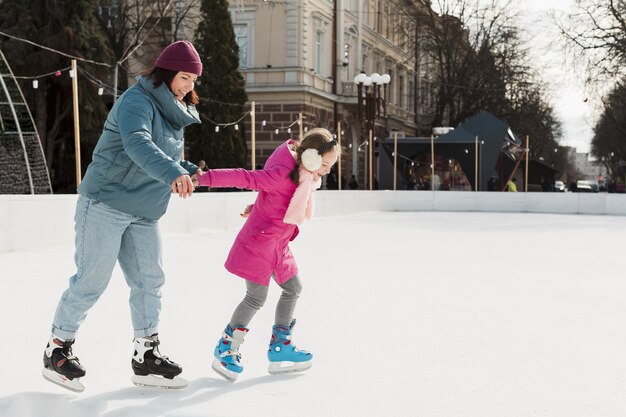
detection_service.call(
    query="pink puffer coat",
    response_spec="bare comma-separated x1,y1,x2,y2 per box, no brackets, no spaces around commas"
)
198,140,304,285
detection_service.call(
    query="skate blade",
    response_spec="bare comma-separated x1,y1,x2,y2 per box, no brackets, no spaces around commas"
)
131,374,188,389
42,368,85,393
268,360,312,375
211,358,239,382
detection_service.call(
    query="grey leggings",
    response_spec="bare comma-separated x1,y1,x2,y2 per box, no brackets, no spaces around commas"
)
229,275,302,328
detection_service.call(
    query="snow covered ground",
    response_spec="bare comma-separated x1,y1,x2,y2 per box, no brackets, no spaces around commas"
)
1,211,625,417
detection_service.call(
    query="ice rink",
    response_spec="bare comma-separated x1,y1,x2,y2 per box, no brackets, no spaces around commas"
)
1,210,625,417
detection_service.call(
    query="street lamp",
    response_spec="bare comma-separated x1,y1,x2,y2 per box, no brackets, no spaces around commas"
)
353,72,391,190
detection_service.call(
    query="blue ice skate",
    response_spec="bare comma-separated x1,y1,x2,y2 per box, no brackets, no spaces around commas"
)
267,319,313,375
212,324,248,382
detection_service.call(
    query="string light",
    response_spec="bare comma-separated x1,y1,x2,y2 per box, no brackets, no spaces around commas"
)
11,60,310,141
264,117,301,133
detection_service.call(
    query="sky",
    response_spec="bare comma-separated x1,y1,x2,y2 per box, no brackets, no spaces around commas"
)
519,0,596,153
1,210,626,417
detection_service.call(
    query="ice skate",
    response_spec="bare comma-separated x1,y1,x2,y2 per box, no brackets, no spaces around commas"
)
42,336,86,392
267,319,312,375
212,324,249,382
131,334,187,389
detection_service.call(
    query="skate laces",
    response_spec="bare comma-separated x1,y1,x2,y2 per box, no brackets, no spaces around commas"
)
59,340,79,361
219,349,242,360
220,333,244,360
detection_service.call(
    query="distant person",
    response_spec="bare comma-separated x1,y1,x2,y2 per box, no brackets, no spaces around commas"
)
406,173,417,190
569,180,578,192
326,168,338,190
432,173,441,190
487,176,498,191
348,174,358,190
196,128,339,382
506,177,518,192
42,40,203,392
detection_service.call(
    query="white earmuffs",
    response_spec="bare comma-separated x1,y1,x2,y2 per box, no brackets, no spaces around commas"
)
301,148,323,171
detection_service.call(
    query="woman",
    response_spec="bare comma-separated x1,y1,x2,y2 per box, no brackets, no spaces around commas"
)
42,40,202,392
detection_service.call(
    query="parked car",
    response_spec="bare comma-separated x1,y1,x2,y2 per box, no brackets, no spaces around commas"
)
576,180,599,193
554,180,566,192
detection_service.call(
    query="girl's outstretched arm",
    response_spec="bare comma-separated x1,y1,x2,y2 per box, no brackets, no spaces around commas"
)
197,165,292,191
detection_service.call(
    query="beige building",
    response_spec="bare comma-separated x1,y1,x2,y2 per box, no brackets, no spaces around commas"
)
228,0,435,188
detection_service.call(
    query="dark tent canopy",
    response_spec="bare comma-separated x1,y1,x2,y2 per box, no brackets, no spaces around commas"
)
379,111,526,191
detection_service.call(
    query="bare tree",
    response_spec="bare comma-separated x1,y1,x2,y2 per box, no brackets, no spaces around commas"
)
591,78,626,180
393,0,566,175
557,0,626,182
410,0,533,127
556,0,626,84
96,0,200,92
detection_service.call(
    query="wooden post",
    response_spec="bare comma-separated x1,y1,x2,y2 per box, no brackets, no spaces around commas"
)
430,134,435,191
369,129,373,190
393,132,398,191
525,135,529,192
475,136,479,191
337,121,342,190
251,101,256,170
71,59,81,188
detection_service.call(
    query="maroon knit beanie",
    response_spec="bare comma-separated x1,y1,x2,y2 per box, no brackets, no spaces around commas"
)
155,40,202,76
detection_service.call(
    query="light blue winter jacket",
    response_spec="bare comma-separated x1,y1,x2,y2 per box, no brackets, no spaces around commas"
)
78,76,201,220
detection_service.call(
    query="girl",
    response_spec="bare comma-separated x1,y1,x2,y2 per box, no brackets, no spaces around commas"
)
197,128,339,381
43,40,203,392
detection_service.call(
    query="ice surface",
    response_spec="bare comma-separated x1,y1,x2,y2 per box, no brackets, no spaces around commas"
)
1,211,624,417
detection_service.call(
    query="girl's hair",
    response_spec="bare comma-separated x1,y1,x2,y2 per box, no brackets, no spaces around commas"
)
290,128,338,184
139,66,200,105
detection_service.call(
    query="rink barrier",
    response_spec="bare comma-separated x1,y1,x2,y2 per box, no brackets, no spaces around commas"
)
1,191,625,253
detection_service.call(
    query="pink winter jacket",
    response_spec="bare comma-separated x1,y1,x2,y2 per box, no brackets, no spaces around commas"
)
198,140,311,286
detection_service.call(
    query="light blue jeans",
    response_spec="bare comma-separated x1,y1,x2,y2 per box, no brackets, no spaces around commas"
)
52,196,165,340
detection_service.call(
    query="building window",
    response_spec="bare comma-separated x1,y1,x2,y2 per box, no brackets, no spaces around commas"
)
362,43,372,73
384,4,390,39
315,31,323,73
398,74,405,108
234,25,248,69
374,53,383,74
408,78,415,112
313,12,331,75
387,68,394,104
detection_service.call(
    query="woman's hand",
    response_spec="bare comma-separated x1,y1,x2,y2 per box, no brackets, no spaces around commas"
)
171,174,195,198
